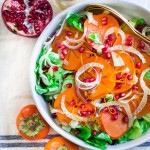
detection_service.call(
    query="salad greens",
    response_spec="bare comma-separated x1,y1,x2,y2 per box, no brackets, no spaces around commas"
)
35,46,73,98
129,18,146,28
129,17,150,36
118,116,150,143
66,13,83,32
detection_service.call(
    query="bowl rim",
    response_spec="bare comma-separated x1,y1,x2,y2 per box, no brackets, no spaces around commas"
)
29,0,150,149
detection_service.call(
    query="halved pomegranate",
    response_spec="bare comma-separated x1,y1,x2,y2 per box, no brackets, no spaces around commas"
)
1,0,53,37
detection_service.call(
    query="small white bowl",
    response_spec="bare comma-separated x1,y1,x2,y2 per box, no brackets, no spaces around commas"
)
30,0,150,149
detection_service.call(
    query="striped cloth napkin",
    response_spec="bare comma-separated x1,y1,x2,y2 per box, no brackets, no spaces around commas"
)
0,0,150,149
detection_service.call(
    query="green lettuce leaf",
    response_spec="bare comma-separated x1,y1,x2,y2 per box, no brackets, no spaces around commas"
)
66,13,83,32
129,18,146,28
75,126,91,140
118,118,150,144
144,70,150,81
88,33,102,44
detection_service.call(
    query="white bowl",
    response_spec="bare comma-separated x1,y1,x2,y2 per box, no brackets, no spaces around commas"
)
30,0,150,149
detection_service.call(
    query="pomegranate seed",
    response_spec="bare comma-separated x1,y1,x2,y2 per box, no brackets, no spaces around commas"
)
104,43,109,48
61,49,67,55
116,73,122,80
123,116,129,123
115,94,120,100
28,1,34,6
102,47,108,54
16,18,23,25
103,107,108,112
92,130,97,136
83,78,90,83
78,46,85,53
92,49,97,53
22,25,28,33
135,62,141,69
90,42,95,46
100,99,105,103
111,114,118,120
132,85,139,90
60,45,66,50
125,40,132,46
106,52,111,59
115,82,122,89
87,99,92,102
89,108,95,114
89,77,96,82
80,104,85,109
66,83,72,88
80,111,89,116
51,113,57,118
28,18,34,23
60,53,65,60
102,17,108,25
126,36,132,42
125,36,133,46
102,16,107,21
119,93,126,98
109,107,117,114
108,34,113,41
139,41,145,49
122,73,128,78
56,42,61,48
127,74,133,80
66,31,72,36
74,129,80,135
70,99,76,106
52,66,58,71
105,39,111,46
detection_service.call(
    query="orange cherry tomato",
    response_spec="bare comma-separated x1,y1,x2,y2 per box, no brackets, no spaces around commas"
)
16,104,50,140
44,136,79,150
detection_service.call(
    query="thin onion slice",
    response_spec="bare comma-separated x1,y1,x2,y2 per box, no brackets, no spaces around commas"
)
103,27,126,44
62,40,84,50
140,67,150,95
66,27,87,43
79,11,98,26
61,95,88,122
109,45,146,63
141,41,150,55
142,26,150,37
75,62,103,90
76,87,88,103
51,109,64,114
43,36,55,50
119,94,138,104
133,93,148,116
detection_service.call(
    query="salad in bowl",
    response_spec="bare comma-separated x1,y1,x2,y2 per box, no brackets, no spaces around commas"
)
30,1,150,150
